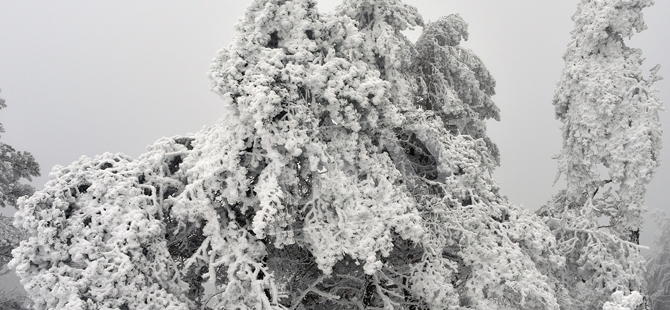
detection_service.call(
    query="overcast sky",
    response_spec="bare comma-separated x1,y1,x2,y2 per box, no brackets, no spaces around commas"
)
0,0,669,290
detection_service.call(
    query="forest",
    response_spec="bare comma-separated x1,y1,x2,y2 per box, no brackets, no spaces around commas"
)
0,0,669,309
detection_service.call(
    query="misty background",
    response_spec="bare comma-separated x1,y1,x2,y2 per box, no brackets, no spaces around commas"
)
0,0,668,294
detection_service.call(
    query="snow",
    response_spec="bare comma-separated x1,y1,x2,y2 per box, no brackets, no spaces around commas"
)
8,0,661,309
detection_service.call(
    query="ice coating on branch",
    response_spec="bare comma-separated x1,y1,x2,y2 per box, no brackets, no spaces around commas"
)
392,113,560,310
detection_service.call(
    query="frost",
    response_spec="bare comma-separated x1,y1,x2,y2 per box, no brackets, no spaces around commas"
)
9,0,661,309
602,291,643,310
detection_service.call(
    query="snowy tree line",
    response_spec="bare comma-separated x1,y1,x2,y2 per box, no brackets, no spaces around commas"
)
0,0,667,309
0,90,39,309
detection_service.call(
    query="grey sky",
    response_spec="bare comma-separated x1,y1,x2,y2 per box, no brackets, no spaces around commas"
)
0,0,668,291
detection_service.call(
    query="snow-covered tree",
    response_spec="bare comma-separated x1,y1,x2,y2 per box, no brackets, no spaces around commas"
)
645,211,670,310
0,215,24,274
11,0,664,309
0,91,38,273
413,14,500,164
0,91,36,310
538,0,662,309
0,92,40,209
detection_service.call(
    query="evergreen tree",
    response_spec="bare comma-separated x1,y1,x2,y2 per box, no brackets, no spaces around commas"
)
0,91,38,271
538,0,662,309
0,91,37,310
413,14,500,164
0,92,40,209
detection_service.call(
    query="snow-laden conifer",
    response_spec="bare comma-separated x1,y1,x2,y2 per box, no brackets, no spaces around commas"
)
0,92,40,209
0,91,38,275
413,14,500,164
539,0,662,309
